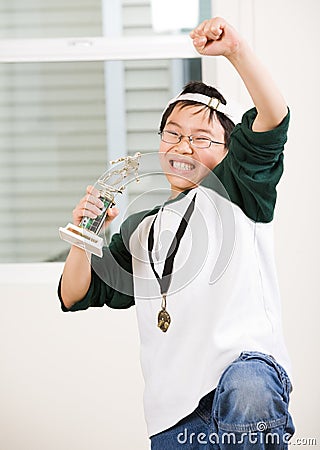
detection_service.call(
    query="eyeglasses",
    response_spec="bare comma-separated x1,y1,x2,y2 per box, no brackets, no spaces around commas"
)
158,130,225,149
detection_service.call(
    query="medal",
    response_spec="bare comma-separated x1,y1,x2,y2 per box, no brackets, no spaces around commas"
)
148,193,197,332
157,294,171,332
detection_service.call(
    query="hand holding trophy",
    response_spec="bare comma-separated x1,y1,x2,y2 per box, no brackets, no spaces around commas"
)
59,152,141,257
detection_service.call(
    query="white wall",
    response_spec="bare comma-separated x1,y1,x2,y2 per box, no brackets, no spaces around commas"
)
208,0,320,447
0,263,149,450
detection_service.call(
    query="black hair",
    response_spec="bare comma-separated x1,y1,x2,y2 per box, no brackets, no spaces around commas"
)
159,81,235,148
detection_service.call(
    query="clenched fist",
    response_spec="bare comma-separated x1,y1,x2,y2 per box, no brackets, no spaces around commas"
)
72,185,119,228
190,17,243,58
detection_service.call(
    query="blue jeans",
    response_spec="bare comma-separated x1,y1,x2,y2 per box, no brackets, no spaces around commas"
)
150,351,295,449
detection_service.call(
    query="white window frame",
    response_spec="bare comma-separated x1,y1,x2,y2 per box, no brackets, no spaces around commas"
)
0,35,199,63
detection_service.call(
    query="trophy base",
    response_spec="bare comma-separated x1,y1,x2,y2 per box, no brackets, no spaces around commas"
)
59,223,104,257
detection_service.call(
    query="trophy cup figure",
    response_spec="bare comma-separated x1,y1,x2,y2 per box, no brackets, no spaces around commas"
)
59,152,141,257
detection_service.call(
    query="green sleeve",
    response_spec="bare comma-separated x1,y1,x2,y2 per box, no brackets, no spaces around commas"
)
211,107,290,223
57,207,161,312
58,231,135,312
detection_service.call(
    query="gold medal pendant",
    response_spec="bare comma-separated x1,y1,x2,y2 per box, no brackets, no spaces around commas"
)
157,294,171,332
158,309,171,332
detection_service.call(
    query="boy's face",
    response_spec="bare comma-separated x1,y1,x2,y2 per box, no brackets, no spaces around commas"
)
159,104,228,197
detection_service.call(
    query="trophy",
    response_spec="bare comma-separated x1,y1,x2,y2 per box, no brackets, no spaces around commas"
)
59,152,141,257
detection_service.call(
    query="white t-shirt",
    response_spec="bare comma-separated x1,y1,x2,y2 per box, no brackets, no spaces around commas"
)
60,108,292,437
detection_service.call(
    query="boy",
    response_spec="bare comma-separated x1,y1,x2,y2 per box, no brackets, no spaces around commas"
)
59,17,294,449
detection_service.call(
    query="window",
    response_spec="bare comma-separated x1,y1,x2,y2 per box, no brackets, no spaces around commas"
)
0,0,208,262
0,0,102,39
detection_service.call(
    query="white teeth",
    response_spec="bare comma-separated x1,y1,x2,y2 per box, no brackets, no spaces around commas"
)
171,161,194,171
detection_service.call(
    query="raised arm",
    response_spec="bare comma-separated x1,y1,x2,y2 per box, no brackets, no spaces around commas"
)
190,17,288,132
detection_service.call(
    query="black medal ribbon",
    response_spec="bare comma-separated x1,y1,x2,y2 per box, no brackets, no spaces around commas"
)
148,193,197,332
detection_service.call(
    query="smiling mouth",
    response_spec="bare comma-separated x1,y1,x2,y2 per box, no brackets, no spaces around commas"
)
169,160,196,171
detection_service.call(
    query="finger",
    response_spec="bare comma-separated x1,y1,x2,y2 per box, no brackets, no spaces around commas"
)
75,196,103,218
80,207,100,219
74,203,101,219
204,26,223,41
105,206,119,222
83,199,104,216
190,19,209,37
83,193,104,209
192,35,208,52
192,17,225,41
72,207,97,226
203,19,224,39
86,184,100,198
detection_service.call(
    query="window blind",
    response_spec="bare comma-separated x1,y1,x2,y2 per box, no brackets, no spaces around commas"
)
0,0,186,262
